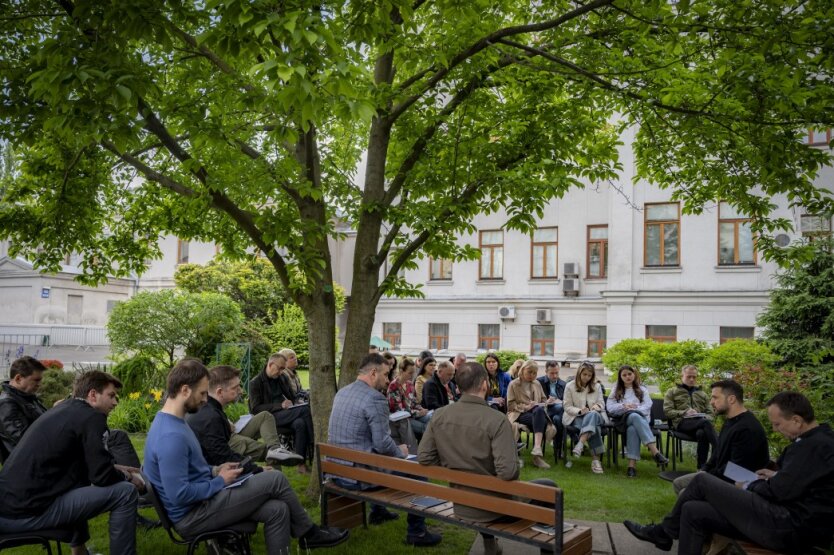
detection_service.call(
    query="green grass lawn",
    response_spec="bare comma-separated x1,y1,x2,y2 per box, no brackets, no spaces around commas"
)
4,430,689,554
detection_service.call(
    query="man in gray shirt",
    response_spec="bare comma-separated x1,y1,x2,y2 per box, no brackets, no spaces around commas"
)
328,353,441,548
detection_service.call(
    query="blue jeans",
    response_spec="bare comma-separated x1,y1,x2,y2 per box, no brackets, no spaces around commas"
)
411,414,431,436
0,481,138,553
624,413,656,461
333,472,428,536
573,411,605,455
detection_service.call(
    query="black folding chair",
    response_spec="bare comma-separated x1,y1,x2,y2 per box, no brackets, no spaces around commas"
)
142,473,256,555
0,528,75,554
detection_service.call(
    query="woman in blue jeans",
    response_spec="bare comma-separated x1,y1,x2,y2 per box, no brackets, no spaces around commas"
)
606,365,668,477
563,362,608,474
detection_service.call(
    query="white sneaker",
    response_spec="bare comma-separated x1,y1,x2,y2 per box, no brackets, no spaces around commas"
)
572,442,585,458
531,446,543,457
266,446,304,466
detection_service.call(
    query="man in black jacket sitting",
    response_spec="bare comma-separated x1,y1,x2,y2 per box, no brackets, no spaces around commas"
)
187,365,302,472
625,391,834,555
0,371,140,555
422,361,457,410
0,356,47,460
249,352,314,474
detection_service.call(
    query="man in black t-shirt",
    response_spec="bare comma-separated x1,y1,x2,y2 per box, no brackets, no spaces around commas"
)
673,380,769,494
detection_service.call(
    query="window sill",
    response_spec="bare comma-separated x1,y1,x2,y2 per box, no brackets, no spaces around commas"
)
477,279,506,285
714,265,761,273
427,280,454,286
584,278,608,283
528,278,560,284
639,266,682,274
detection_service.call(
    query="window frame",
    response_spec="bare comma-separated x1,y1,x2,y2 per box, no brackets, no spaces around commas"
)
803,128,832,146
478,324,500,351
587,325,607,357
479,229,504,280
586,225,609,278
530,226,559,279
719,326,755,344
644,202,681,267
646,325,677,343
383,322,402,349
428,323,449,351
718,202,757,266
177,239,190,265
429,257,453,281
530,325,555,357
800,213,833,242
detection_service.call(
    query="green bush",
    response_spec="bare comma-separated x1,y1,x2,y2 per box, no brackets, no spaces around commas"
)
601,338,654,374
264,304,310,366
638,339,710,391
108,389,164,433
474,350,527,372
224,401,250,422
110,355,166,392
38,366,76,408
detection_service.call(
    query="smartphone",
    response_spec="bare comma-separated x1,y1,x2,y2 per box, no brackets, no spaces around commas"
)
239,456,252,468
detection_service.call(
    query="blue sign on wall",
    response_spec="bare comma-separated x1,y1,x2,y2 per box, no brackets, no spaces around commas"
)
41,288,50,299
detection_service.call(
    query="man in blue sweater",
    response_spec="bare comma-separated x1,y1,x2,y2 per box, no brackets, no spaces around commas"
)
144,359,347,554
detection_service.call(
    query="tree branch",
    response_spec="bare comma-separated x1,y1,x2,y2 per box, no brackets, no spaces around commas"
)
388,0,615,123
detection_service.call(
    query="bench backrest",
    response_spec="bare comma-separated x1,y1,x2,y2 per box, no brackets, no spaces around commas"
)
317,443,563,527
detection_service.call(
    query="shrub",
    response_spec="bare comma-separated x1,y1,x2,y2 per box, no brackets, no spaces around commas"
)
474,350,527,372
108,388,164,433
38,359,63,370
601,338,654,374
38,366,76,408
224,401,250,422
264,304,310,367
638,339,710,390
110,355,166,392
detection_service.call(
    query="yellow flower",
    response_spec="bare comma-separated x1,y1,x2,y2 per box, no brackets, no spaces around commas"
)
144,403,151,409
129,392,141,400
150,388,163,402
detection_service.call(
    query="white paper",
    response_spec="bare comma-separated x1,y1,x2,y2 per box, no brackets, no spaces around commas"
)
233,414,253,433
389,410,411,422
224,472,254,489
723,461,758,484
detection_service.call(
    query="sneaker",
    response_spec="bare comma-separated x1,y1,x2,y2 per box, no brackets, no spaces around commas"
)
531,446,543,457
654,452,669,466
369,508,399,525
623,520,673,551
266,446,304,466
627,467,637,478
591,460,604,474
299,525,350,549
532,455,551,469
572,442,585,458
406,530,442,547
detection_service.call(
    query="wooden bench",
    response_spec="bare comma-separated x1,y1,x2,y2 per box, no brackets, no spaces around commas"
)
317,443,592,554
709,536,828,555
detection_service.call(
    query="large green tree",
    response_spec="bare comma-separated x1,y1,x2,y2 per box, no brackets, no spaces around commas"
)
2,1,834,468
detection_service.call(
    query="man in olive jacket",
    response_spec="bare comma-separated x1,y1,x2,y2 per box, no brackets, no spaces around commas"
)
663,364,717,468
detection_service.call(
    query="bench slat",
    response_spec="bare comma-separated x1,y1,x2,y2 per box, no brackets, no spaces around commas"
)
319,443,558,504
321,460,557,525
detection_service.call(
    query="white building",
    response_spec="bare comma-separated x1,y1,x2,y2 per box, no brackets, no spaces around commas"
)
370,130,834,360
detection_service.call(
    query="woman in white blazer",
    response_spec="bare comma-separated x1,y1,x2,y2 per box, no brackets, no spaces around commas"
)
563,362,607,474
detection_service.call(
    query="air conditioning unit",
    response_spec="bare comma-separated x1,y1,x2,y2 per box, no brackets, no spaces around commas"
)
563,279,579,297
498,305,516,320
563,262,579,277
536,308,552,324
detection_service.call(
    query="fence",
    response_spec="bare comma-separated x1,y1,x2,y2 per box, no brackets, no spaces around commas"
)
0,325,109,377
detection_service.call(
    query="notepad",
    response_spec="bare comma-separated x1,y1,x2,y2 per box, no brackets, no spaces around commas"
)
531,522,575,535
389,410,411,422
233,414,253,433
723,461,758,484
224,472,254,489
410,496,444,508
683,413,708,419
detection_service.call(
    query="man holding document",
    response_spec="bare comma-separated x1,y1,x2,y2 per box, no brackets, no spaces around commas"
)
672,380,768,494
145,359,348,554
625,391,834,555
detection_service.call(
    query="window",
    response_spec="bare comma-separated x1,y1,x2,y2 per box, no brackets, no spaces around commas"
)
646,325,677,343
802,128,832,146
587,225,608,278
383,323,402,349
720,327,755,344
478,324,500,351
479,230,504,279
587,325,607,357
644,202,680,266
801,214,832,242
106,300,121,314
530,227,558,279
177,239,190,265
718,202,755,265
429,257,453,281
428,323,449,351
531,325,555,357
